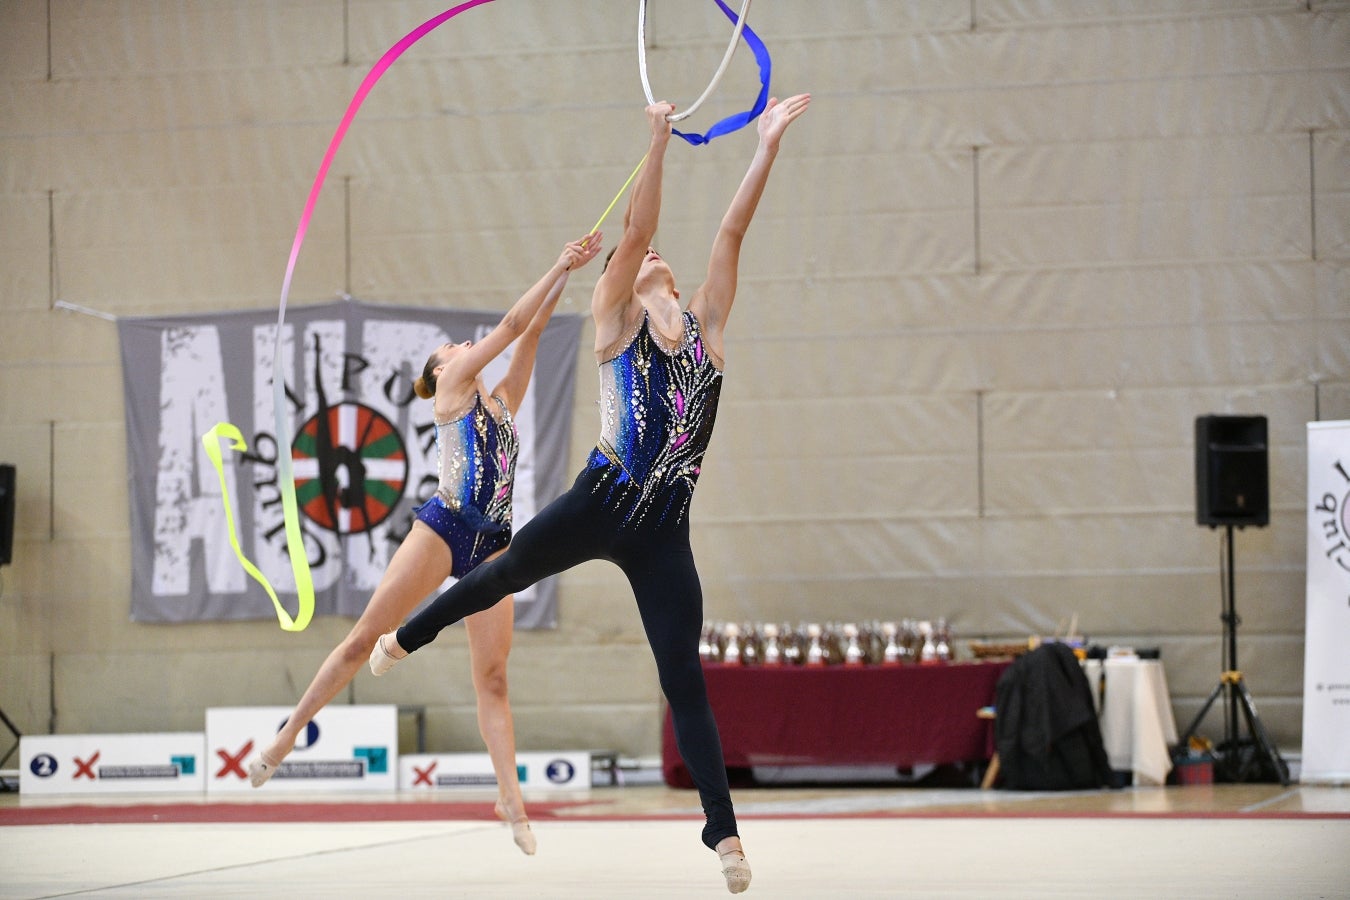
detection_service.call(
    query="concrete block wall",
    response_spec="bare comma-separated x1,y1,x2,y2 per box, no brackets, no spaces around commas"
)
1,0,1347,759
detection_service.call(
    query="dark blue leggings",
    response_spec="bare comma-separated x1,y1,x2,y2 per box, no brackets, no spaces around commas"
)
396,468,738,849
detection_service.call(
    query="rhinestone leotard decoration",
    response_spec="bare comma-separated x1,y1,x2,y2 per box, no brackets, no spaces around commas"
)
433,393,518,533
588,310,723,527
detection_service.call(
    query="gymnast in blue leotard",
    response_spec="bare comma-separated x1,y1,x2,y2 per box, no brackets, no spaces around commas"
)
246,231,603,859
372,94,812,895
414,391,519,579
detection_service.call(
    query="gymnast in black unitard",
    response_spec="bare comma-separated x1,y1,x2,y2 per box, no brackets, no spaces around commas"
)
370,93,811,895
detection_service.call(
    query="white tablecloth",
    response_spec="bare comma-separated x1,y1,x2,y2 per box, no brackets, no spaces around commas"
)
1083,658,1178,786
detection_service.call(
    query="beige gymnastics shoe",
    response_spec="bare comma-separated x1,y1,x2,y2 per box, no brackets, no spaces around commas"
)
368,632,406,676
247,752,282,788
495,800,537,856
719,846,751,894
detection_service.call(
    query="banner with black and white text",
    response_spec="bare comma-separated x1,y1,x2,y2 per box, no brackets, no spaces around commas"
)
1302,420,1350,783
119,299,582,630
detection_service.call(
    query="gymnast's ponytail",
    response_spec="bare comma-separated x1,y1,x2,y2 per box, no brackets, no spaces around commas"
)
414,354,438,400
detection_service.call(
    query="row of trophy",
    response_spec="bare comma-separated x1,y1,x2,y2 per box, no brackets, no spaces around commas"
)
700,619,956,666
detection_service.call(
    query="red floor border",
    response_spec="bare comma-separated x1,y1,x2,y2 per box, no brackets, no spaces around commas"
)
0,800,588,826
2,802,1346,826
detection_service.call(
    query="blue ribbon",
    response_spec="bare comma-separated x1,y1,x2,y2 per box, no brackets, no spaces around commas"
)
673,0,773,146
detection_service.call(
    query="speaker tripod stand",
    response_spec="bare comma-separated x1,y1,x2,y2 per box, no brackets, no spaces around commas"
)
1176,524,1289,785
0,705,20,792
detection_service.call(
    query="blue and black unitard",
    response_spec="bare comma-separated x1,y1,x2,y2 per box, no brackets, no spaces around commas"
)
396,310,738,848
414,393,517,579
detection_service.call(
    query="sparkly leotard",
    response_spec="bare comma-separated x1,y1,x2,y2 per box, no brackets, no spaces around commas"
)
587,310,722,528
414,393,518,577
398,310,739,850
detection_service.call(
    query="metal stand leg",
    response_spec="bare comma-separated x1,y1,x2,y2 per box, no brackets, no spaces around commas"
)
1177,679,1226,749
1177,670,1288,786
0,706,21,792
1174,524,1290,786
1232,675,1290,785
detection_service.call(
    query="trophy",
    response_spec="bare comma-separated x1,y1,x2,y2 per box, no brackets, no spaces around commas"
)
843,623,866,666
934,617,953,662
901,618,921,662
881,621,903,666
722,622,743,665
827,623,846,665
866,620,886,665
761,623,783,666
805,623,826,667
918,620,939,665
740,622,760,665
705,620,726,663
783,623,803,666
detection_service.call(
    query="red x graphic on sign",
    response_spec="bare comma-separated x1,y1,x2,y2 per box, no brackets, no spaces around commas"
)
216,740,253,779
74,751,101,780
412,762,437,786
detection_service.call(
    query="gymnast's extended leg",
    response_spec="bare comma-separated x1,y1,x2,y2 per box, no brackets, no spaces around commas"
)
616,525,749,893
378,479,613,663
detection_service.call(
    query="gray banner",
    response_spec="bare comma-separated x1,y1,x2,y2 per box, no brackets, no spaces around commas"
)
118,299,582,629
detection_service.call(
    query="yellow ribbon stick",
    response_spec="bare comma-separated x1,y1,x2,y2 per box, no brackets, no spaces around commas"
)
584,152,648,248
202,422,315,632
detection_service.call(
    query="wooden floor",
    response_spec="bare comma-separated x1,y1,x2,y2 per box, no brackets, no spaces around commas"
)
2,781,1349,898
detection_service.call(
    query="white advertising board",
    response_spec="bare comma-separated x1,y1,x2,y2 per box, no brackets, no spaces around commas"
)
206,705,398,793
399,751,591,792
20,733,206,795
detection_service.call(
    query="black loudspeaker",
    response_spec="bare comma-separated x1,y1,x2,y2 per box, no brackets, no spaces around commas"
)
1195,415,1268,528
0,464,13,566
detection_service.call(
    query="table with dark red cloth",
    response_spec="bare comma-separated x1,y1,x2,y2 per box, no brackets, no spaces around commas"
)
662,660,1012,788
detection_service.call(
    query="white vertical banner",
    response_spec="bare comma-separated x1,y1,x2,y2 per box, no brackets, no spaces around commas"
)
1302,421,1350,784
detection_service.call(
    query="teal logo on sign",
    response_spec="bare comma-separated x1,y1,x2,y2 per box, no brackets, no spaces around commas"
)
353,747,387,774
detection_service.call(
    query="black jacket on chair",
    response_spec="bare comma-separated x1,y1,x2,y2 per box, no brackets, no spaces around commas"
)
993,642,1115,790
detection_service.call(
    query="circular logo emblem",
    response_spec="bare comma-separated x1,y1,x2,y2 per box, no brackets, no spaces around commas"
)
29,753,58,778
278,718,322,751
545,759,577,785
291,403,408,534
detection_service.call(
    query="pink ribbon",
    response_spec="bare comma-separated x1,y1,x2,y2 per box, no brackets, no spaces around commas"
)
274,0,497,340
248,0,497,628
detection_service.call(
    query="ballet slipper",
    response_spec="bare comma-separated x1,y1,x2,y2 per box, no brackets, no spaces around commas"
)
495,799,537,856
368,632,406,676
718,846,751,894
247,751,282,788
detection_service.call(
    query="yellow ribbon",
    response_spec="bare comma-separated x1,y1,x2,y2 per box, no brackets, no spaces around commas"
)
202,422,315,631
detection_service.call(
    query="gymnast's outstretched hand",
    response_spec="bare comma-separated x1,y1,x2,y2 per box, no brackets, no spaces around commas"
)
561,230,603,271
647,100,676,141
757,92,811,150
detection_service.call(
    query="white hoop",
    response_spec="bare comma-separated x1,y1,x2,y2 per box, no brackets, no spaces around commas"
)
638,0,753,123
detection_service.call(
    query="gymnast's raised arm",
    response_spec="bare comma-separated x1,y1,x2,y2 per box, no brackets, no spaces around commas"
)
592,101,674,349
689,93,810,350
492,232,603,415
